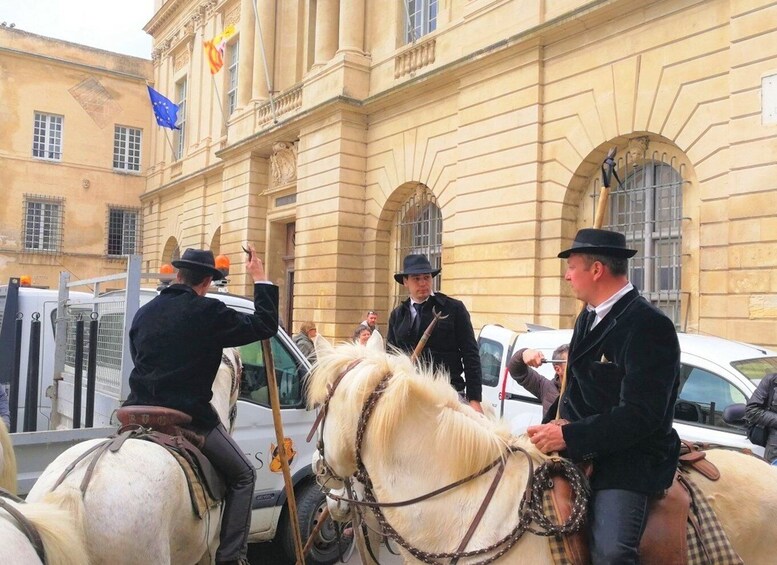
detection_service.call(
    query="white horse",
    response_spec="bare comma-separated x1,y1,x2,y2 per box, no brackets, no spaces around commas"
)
0,418,17,494
309,340,777,564
26,348,242,565
1,490,90,565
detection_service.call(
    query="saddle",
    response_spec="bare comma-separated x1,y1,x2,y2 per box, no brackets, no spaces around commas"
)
549,442,721,565
111,406,225,516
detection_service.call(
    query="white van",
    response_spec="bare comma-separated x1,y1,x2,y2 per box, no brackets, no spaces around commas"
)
1,275,348,564
478,323,777,455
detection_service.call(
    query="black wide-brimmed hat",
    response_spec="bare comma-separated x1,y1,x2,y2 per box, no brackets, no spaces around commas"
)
172,248,225,280
394,254,441,284
557,228,637,259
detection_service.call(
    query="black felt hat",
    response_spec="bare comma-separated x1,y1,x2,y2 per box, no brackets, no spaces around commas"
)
172,248,225,280
557,229,637,259
394,254,441,284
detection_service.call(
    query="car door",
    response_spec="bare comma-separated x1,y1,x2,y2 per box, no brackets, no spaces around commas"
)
672,353,763,454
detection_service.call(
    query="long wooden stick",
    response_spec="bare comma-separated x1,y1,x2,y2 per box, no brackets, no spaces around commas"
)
410,308,448,362
556,147,618,420
302,505,331,556
263,339,305,564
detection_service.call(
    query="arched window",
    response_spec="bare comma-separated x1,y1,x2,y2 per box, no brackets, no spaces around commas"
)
393,188,442,306
604,159,683,324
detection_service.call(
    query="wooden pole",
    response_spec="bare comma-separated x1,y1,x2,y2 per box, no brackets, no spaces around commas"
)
262,339,306,564
556,147,619,420
302,505,331,557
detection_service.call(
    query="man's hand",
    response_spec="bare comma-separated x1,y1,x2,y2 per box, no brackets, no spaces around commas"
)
244,243,268,282
527,421,567,453
469,400,484,414
522,348,545,368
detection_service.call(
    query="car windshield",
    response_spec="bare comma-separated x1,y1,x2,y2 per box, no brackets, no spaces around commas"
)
730,357,777,385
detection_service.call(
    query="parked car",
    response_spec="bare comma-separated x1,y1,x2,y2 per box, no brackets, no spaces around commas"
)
478,324,777,456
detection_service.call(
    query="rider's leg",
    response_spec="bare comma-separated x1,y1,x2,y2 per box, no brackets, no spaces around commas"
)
589,489,649,565
201,423,256,563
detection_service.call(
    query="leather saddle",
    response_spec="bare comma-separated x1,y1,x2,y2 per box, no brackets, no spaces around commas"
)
550,444,719,565
115,406,226,505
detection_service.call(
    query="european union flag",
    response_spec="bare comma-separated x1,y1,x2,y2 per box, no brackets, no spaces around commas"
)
147,86,181,130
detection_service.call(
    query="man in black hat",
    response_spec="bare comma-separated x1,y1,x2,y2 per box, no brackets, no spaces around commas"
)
387,254,483,413
526,229,680,565
124,245,278,565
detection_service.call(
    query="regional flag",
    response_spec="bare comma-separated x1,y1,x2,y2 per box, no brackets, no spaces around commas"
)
146,86,181,130
204,23,236,74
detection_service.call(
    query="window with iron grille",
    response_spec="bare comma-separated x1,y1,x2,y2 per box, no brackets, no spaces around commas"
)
227,40,239,115
173,79,187,160
113,126,142,172
404,0,438,43
393,189,442,307
603,160,684,325
23,196,63,252
107,208,139,256
32,112,63,160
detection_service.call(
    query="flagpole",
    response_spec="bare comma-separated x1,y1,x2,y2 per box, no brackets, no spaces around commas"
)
251,0,278,123
210,74,229,131
163,129,177,157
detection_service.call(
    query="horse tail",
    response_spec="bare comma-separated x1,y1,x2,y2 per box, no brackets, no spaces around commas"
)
0,419,17,495
36,486,90,565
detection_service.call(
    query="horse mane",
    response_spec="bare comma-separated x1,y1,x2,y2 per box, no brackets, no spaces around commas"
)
0,419,17,495
5,492,89,565
309,343,515,479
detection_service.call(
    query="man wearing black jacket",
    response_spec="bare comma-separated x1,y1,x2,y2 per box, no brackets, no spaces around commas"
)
387,254,483,413
527,229,680,565
124,246,278,565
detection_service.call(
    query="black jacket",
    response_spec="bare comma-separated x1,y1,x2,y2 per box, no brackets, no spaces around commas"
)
545,288,681,494
124,283,279,429
745,372,777,462
387,292,482,402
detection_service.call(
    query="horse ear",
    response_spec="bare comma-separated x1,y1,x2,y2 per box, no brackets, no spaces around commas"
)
366,329,384,351
314,333,334,356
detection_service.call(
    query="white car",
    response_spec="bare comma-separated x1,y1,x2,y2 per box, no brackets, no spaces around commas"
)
478,324,777,456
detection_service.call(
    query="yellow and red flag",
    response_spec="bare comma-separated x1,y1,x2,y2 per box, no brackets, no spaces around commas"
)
203,24,236,75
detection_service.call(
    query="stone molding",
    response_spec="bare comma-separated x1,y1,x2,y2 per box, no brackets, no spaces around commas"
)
394,38,436,79
269,142,297,187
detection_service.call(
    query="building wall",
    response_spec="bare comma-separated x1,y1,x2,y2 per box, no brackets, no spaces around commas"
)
0,28,152,288
142,0,777,348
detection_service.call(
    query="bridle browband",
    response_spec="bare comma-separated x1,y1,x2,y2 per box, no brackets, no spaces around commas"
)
308,358,590,565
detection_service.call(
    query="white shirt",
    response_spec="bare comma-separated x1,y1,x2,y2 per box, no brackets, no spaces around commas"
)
587,282,634,330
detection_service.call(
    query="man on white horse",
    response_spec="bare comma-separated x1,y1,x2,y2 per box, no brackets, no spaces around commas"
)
123,246,278,565
387,254,484,413
527,229,681,565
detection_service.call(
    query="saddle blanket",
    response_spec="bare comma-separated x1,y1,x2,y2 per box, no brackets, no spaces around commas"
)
544,475,743,565
171,450,220,518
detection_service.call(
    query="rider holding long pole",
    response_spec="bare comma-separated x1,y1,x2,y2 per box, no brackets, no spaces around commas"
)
527,149,682,564
387,254,483,414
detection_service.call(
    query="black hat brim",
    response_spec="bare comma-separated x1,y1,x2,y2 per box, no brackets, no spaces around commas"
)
558,246,637,259
394,268,441,284
171,259,225,280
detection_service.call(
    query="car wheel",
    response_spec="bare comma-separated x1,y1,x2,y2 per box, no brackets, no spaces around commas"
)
278,481,353,564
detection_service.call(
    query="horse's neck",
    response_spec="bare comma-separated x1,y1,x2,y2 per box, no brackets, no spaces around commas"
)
210,348,239,429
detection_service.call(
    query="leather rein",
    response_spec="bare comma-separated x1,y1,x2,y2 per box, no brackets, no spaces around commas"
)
308,358,588,565
0,487,46,564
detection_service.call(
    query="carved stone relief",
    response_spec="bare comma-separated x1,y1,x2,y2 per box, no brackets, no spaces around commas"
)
270,142,297,187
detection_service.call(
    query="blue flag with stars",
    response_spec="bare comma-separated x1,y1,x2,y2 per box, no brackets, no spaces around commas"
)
147,85,181,130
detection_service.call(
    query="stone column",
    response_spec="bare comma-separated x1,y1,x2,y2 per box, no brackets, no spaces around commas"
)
314,0,339,66
238,0,255,107
338,0,364,54
252,0,276,100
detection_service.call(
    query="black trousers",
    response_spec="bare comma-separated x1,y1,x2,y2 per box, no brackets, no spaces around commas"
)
201,423,257,561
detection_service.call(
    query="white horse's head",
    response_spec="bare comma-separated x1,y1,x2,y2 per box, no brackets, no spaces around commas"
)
211,347,242,432
308,337,511,482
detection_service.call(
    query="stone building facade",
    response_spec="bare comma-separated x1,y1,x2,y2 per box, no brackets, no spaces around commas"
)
142,0,777,347
0,28,152,288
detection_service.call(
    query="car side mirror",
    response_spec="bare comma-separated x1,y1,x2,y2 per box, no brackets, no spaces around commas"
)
722,403,746,426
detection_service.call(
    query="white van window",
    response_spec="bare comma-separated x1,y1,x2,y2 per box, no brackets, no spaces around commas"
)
238,337,306,408
677,365,747,430
478,338,503,388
